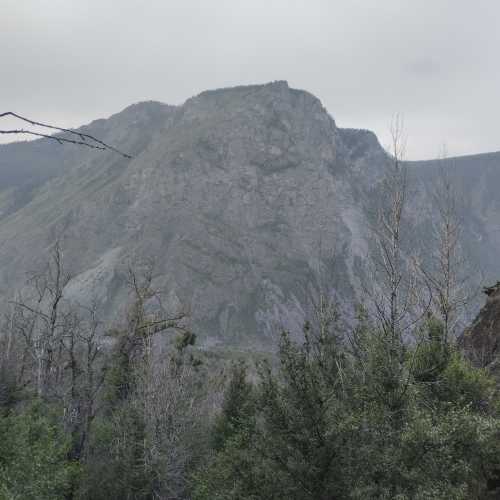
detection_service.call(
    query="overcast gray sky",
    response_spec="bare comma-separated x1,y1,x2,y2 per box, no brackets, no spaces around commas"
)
1,0,499,159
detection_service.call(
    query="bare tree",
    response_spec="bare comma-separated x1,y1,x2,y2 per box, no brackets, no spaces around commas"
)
0,304,20,407
63,299,106,460
137,337,205,499
6,243,105,430
367,115,421,347
105,258,205,498
358,115,439,418
0,304,15,372
0,111,132,158
419,157,471,343
10,242,72,399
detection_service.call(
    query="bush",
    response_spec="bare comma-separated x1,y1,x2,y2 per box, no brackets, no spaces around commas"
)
0,402,79,500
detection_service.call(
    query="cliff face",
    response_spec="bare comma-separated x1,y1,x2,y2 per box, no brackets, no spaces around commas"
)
461,283,500,378
1,81,500,346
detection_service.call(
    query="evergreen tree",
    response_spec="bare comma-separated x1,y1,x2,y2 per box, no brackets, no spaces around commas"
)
194,316,500,499
0,403,79,500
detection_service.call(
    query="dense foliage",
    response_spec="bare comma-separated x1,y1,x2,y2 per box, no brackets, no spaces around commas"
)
193,315,500,500
1,289,499,499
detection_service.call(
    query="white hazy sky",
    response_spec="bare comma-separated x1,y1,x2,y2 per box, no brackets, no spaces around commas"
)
1,0,499,159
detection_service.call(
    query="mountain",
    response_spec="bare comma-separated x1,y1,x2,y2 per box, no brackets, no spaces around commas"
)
0,81,499,346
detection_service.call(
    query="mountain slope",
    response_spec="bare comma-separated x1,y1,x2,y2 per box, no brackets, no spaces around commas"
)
0,81,499,345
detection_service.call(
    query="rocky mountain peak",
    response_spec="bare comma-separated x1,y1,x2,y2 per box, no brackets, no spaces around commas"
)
1,83,500,346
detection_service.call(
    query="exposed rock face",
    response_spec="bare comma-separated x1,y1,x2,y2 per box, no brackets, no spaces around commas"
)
460,283,500,497
1,81,500,346
461,283,500,377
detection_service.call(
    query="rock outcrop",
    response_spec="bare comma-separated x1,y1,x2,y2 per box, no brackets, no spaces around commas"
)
461,283,500,378
1,81,500,346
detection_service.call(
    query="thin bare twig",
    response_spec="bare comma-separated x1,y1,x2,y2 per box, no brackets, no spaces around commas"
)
0,129,109,151
0,111,132,158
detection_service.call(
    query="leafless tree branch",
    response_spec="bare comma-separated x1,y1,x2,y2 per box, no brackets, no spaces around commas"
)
0,111,132,158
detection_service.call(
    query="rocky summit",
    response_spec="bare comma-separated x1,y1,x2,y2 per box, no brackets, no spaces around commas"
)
1,81,500,346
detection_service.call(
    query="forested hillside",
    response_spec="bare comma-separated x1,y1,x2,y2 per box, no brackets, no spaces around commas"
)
0,246,499,498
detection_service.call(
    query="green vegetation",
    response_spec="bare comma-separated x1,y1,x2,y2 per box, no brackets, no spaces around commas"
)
1,286,499,499
193,317,500,500
0,403,78,500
